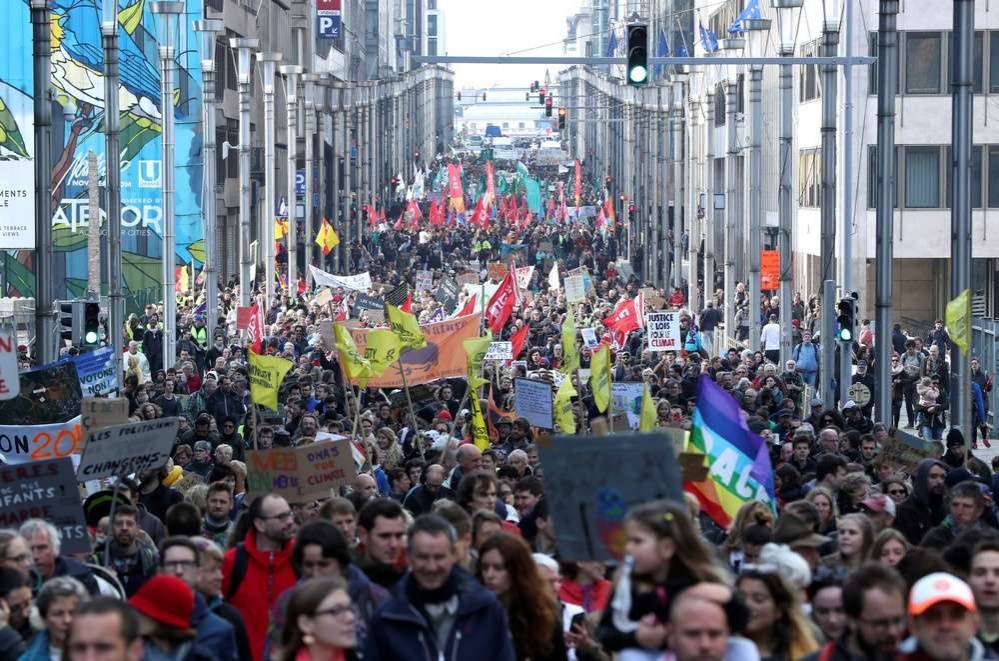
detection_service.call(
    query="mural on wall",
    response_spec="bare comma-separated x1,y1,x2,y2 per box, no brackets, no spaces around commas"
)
0,0,205,307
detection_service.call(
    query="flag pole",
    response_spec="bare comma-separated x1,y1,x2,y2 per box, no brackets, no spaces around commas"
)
252,404,259,450
351,385,362,439
397,358,423,439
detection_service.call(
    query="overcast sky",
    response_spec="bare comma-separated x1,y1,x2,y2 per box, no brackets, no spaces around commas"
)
437,0,582,90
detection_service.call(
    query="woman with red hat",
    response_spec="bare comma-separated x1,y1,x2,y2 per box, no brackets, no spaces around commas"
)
128,575,213,660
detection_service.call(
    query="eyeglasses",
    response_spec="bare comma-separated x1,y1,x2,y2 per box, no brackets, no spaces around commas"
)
262,511,294,521
314,604,354,619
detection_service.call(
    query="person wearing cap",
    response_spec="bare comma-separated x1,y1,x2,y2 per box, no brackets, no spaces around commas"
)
859,493,897,533
921,481,989,550
842,400,874,436
900,572,984,660
772,512,831,572
803,562,908,661
128,574,214,660
851,360,877,418
895,458,950,545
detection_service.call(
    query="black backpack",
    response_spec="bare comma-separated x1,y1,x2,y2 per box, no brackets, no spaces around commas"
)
224,543,299,601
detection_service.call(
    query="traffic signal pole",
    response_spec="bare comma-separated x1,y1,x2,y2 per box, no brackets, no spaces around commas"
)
31,0,55,364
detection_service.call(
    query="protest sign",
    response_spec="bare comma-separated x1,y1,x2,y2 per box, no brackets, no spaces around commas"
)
646,311,682,351
580,328,600,350
641,287,666,310
81,398,128,434
760,250,780,290
484,341,513,361
880,431,938,470
359,309,385,325
537,432,683,561
0,458,90,554
246,438,355,502
248,351,294,411
309,265,373,291
487,262,509,282
0,331,18,400
565,275,586,303
70,347,117,396
434,279,460,303
76,418,178,481
348,314,481,387
311,288,334,308
416,270,434,291
611,382,644,430
514,378,554,429
352,292,385,312
236,306,253,331
318,319,334,349
456,273,480,287
516,266,535,290
0,361,82,426
0,417,83,465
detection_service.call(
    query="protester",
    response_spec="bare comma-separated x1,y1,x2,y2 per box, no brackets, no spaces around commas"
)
20,576,90,661
276,577,357,661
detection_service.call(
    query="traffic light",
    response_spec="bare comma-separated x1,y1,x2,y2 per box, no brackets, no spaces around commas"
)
539,88,546,106
526,92,530,102
82,302,101,349
57,300,83,347
533,80,539,91
482,92,487,101
557,107,567,129
545,96,553,117
457,91,461,101
626,23,649,86
836,296,857,342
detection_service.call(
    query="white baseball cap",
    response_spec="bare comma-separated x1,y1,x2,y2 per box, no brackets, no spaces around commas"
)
909,572,976,617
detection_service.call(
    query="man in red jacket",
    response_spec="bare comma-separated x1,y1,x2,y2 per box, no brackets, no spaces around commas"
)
222,494,297,661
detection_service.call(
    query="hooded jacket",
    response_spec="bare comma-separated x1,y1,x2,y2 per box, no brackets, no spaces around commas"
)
363,567,515,661
894,459,949,545
191,593,237,661
221,529,297,661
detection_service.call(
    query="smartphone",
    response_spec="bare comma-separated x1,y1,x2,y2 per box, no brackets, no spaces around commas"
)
570,611,587,630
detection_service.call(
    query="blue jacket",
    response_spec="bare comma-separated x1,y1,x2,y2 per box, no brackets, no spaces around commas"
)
363,568,516,661
792,341,819,372
192,593,237,661
17,632,49,661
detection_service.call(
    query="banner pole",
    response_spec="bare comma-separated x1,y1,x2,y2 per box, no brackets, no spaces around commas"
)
103,478,123,568
351,385,362,439
252,404,259,451
398,359,422,439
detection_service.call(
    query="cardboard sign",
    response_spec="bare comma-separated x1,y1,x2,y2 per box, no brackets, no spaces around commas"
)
880,431,938,470
761,250,780,290
484,341,513,361
80,397,129,434
246,438,356,502
434,279,460,303
565,275,587,303
457,273,480,287
416,270,434,292
642,287,666,310
77,418,178,481
311,288,334,308
352,292,385,312
319,319,334,349
514,378,554,429
359,309,385,325
537,432,684,561
0,417,83,465
0,331,19,400
646,311,682,352
487,262,509,282
0,458,90,554
70,347,118,397
611,382,644,430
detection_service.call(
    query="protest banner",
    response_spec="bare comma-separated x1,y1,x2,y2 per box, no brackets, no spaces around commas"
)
309,265,373,291
70,347,117,396
564,275,586,303
352,292,385,313
537,432,683,561
236,306,253,331
487,262,509,282
415,270,434,291
514,378,554,429
347,314,481,387
484,341,513,361
611,382,645,430
646,311,682,351
456,273,480,287
0,330,18,400
0,361,82,426
81,397,129,434
641,287,666,310
0,458,90,554
246,438,355,502
76,418,178,481
0,417,83,465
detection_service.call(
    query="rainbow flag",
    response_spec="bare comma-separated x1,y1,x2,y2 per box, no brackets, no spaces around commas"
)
685,375,776,528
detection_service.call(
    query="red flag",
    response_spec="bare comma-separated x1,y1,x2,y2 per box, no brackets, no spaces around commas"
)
509,323,530,360
400,293,413,313
335,298,349,321
407,199,423,226
603,292,645,346
604,197,617,226
470,198,486,228
484,271,518,334
457,292,477,317
364,204,376,228
247,302,264,354
546,196,555,220
428,199,443,226
574,160,582,207
393,212,404,231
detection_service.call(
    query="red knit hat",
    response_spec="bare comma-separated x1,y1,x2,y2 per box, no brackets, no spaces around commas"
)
128,575,194,630
436,409,453,421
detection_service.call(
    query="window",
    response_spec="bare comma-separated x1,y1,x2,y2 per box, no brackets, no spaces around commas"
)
946,145,983,208
797,149,821,208
799,41,820,102
905,147,940,207
991,32,999,93
905,32,942,94
428,15,438,36
988,146,999,208
714,84,726,126
214,39,226,100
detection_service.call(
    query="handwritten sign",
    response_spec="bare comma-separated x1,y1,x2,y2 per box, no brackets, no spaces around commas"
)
70,347,118,397
246,438,356,502
642,287,666,310
0,458,90,554
537,432,683,561
611,382,644,430
880,431,939,470
565,275,586,303
77,418,178,481
416,270,434,292
81,397,129,434
514,378,554,429
580,328,600,350
646,311,682,352
0,417,84,465
484,341,513,361
0,331,19,400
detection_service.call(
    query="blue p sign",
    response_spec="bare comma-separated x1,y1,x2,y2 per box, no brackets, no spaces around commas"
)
317,15,340,39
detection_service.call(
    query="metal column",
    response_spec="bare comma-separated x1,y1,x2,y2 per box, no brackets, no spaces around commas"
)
104,2,124,368
31,0,55,363
195,20,223,337
259,52,282,303
748,65,763,352
280,65,303,297
778,56,794,365
672,81,684,290
303,74,319,284
724,78,738,347
704,91,715,309
821,23,841,406
687,90,698,307
874,0,898,422
232,38,259,307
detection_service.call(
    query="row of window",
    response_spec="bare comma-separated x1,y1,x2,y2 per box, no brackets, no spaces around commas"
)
869,30,994,96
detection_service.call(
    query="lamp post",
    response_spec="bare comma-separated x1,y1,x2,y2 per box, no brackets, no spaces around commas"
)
704,87,715,310
671,76,685,291
231,38,259,307
303,74,319,285
820,0,842,407
280,64,303,297
722,55,740,348
152,1,182,369
258,52,281,306
774,0,801,366
194,19,223,339
30,0,55,363
103,0,124,369
341,85,353,270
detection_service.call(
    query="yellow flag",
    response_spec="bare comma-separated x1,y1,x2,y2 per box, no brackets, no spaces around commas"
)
464,334,493,450
590,344,611,413
333,323,373,383
553,376,577,434
328,225,340,249
463,334,493,376
386,304,428,350
274,218,288,240
365,329,403,376
639,383,657,432
247,350,294,410
946,288,971,353
561,313,579,375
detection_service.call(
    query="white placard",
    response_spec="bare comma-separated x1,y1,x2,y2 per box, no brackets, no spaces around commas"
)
309,265,373,292
416,270,434,291
646,311,682,352
580,328,600,350
611,382,645,430
514,378,554,429
77,418,178,481
484,341,513,361
0,331,19,400
565,275,586,303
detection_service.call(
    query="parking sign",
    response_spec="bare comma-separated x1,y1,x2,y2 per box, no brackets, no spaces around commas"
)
317,14,341,39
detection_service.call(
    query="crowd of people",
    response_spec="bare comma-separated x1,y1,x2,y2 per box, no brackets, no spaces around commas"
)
16,150,999,661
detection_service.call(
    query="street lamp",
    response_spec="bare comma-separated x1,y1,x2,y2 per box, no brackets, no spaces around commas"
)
720,36,742,348
231,37,259,307
340,85,354,262
279,64,303,296
152,1,182,369
193,18,223,339
257,51,282,305
744,14,771,353
302,73,319,284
